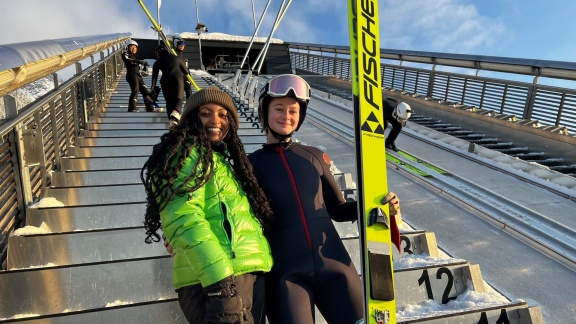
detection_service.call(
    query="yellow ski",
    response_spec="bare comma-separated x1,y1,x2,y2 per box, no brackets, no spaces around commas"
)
348,0,396,323
137,0,200,91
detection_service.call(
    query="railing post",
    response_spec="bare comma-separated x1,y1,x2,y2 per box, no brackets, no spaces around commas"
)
52,72,59,88
500,84,509,114
101,51,109,92
427,64,437,98
4,95,35,208
480,80,487,110
49,100,61,171
72,83,83,136
444,75,450,101
461,78,468,104
556,93,566,127
61,91,73,152
523,77,539,120
333,52,337,77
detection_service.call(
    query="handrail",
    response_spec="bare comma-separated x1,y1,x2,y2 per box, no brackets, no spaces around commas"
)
0,33,131,96
288,42,576,81
288,43,576,135
0,49,117,136
0,39,126,269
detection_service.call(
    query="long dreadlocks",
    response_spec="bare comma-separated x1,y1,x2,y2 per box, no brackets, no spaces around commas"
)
141,97,273,243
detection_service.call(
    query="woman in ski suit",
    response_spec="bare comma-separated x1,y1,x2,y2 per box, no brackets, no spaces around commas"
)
121,40,154,112
141,86,273,324
151,45,190,127
249,74,364,323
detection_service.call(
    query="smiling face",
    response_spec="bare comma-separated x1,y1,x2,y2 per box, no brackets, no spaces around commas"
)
128,45,138,54
198,103,230,142
266,96,300,143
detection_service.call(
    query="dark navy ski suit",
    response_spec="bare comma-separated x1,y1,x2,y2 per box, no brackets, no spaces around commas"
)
151,50,190,118
121,51,153,112
175,49,192,99
249,142,363,324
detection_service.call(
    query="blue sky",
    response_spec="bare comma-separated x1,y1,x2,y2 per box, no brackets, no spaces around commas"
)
2,0,576,63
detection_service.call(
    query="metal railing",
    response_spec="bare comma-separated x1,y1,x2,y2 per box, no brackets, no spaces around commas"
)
288,43,576,135
0,41,126,269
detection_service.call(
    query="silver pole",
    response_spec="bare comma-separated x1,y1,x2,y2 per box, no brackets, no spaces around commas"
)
251,0,257,31
255,0,293,74
195,0,205,70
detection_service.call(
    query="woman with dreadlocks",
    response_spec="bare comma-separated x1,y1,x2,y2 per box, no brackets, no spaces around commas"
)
141,86,273,324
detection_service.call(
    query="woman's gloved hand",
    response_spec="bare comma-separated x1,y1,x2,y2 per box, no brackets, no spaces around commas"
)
203,276,245,323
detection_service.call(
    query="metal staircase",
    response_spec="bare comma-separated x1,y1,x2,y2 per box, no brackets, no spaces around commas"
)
0,67,546,323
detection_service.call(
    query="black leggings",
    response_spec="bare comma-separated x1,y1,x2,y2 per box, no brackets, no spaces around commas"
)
126,74,152,112
161,77,184,118
384,110,403,145
177,273,265,324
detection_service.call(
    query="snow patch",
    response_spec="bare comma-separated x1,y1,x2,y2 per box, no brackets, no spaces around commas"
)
29,197,65,208
398,283,510,321
171,32,283,44
394,253,466,269
1,314,41,320
12,222,52,235
105,300,134,307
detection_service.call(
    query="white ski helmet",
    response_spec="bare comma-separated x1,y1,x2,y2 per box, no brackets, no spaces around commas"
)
393,102,412,123
127,40,138,48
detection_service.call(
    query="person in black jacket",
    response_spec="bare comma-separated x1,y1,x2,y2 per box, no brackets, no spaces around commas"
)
151,45,190,128
173,38,192,100
121,40,154,112
249,74,364,324
383,97,412,152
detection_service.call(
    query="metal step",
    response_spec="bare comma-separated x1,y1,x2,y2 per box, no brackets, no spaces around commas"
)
50,170,143,187
76,134,266,147
394,261,484,308
87,123,264,135
79,129,166,138
7,228,165,269
61,156,148,171
0,258,174,320
2,300,186,323
69,146,153,157
397,301,543,324
41,184,144,207
26,204,146,232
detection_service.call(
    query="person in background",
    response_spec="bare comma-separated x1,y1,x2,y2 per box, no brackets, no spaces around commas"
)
141,86,274,324
173,37,192,100
249,74,364,324
121,40,154,112
383,97,412,152
151,45,190,128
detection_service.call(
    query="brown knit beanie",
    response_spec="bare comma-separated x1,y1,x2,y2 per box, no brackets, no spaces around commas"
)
183,86,239,128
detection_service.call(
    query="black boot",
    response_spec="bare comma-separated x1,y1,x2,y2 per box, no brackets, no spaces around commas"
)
385,141,399,152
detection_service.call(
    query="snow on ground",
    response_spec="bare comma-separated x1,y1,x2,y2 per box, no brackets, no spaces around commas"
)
397,284,512,321
11,222,52,235
28,197,65,208
172,32,283,44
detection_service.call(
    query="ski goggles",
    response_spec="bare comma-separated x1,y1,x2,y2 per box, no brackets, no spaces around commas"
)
176,40,185,46
264,74,311,101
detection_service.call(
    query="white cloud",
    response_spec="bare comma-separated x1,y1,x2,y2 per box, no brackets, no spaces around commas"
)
380,0,508,54
0,0,153,44
0,0,507,58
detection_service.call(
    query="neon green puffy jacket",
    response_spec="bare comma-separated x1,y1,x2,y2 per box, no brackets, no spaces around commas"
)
160,147,273,289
